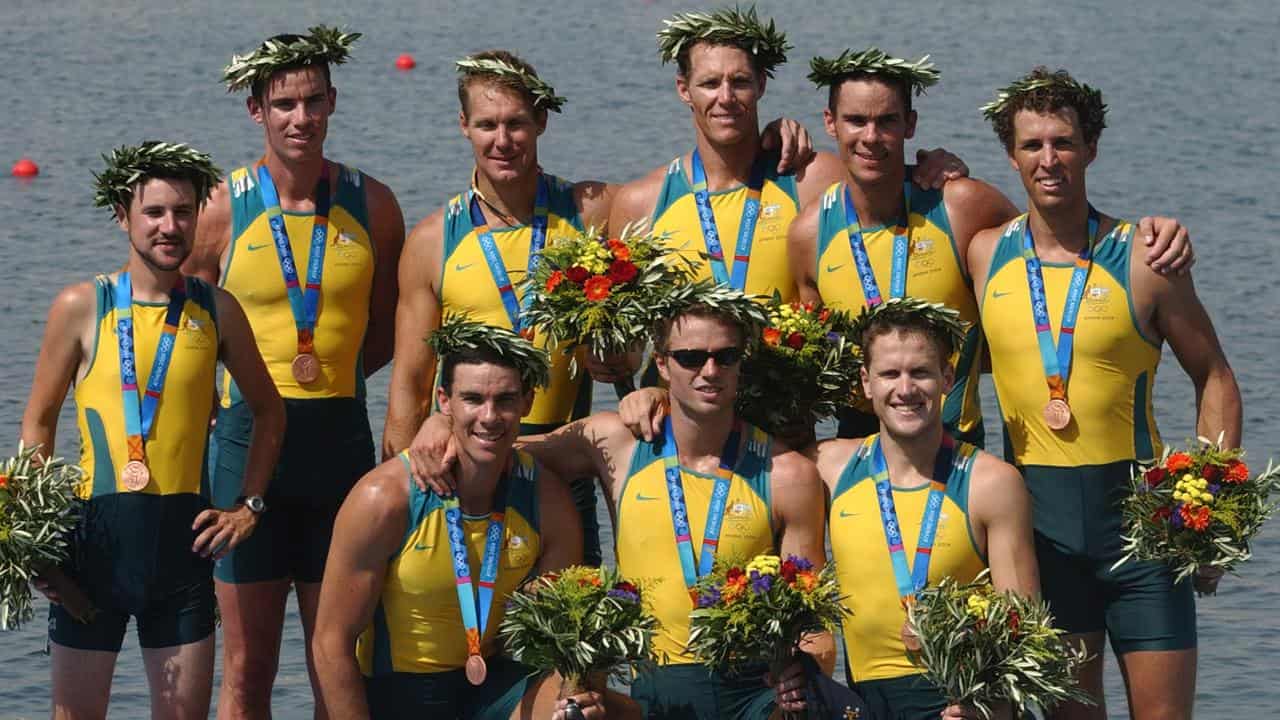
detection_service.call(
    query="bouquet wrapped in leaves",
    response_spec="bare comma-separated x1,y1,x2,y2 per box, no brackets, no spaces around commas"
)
1115,437,1279,593
521,221,694,394
736,295,860,442
688,554,847,687
908,571,1093,719
1,444,94,630
499,565,659,699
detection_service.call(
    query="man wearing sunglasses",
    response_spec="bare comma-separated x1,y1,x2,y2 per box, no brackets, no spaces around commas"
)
407,289,829,719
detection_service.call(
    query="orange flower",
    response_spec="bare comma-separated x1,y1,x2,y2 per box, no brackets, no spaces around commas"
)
1179,504,1211,532
545,270,565,293
1225,459,1250,484
818,309,830,322
584,275,613,301
795,571,818,591
763,328,782,346
0,473,8,489
609,240,631,261
1165,452,1193,472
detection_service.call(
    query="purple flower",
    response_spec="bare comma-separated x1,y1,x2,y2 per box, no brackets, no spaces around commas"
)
750,570,773,595
1171,504,1185,528
1208,483,1221,496
607,588,640,604
788,555,814,571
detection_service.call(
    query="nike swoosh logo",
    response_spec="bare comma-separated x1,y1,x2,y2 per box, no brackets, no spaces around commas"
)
246,242,271,251
413,543,433,551
838,510,859,518
826,264,845,273
635,493,660,502
992,290,1012,298
455,262,475,272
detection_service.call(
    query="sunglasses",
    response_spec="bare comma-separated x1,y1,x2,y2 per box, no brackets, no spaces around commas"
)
665,347,744,370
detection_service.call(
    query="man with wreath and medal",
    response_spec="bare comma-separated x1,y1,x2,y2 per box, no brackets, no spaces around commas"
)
20,142,284,719
968,68,1242,720
790,47,1196,445
313,319,636,720
182,26,406,717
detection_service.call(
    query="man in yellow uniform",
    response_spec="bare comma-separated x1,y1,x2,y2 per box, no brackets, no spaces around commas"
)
791,48,1196,444
183,27,406,718
409,287,830,720
314,320,634,720
21,143,284,719
969,68,1242,720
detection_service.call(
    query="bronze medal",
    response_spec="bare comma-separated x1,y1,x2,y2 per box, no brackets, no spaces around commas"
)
1044,398,1072,431
291,352,320,384
121,460,151,492
464,653,487,686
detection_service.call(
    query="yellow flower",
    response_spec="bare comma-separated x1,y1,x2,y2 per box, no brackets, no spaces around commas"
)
966,593,991,617
746,555,781,577
1200,493,1214,505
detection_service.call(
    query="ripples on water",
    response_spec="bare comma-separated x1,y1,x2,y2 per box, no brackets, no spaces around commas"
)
2,1,1277,717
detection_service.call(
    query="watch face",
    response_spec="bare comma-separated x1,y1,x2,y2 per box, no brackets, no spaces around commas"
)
246,496,266,513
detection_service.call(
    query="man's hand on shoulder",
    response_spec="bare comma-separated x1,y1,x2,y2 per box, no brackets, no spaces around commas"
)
1136,215,1193,275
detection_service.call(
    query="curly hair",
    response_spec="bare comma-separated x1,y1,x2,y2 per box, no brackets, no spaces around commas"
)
988,67,1107,151
456,49,546,117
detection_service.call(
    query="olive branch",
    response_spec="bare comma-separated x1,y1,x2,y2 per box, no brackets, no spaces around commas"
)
91,141,222,215
427,314,551,391
657,5,791,77
223,25,360,93
456,56,567,112
807,47,940,95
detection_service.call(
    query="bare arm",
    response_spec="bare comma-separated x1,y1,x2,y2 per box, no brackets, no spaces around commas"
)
362,178,405,377
192,290,285,558
382,210,445,459
520,414,635,498
791,152,847,208
20,283,95,453
313,464,410,720
770,450,836,675
607,168,665,235
183,182,231,284
574,180,618,235
968,453,1039,598
786,203,822,305
941,178,1020,269
534,466,584,574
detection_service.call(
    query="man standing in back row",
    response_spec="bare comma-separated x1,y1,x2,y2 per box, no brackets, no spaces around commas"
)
184,26,406,719
970,67,1241,720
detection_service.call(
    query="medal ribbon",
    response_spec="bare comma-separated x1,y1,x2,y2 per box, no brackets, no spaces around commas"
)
443,470,511,657
659,415,742,595
870,434,957,605
257,163,331,357
843,182,912,307
468,172,550,333
113,272,187,464
1020,208,1099,402
689,149,765,290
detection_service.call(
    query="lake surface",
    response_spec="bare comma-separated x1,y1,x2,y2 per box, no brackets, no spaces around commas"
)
2,0,1277,717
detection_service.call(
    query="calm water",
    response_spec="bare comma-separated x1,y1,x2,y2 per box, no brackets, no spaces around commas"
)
2,0,1277,717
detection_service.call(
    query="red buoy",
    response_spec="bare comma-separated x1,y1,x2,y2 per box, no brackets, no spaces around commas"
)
11,158,39,177
395,54,416,70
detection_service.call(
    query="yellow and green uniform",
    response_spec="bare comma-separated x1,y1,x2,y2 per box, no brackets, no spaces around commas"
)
651,156,800,301
212,162,377,585
816,181,984,446
980,215,1193,653
51,274,220,651
618,424,780,720
829,435,982,692
439,173,593,434
356,453,542,719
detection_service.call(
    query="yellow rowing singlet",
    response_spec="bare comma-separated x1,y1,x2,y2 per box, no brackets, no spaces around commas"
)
439,173,592,432
829,435,984,682
357,452,542,676
74,275,219,499
650,156,799,300
815,182,983,441
981,216,1162,467
220,163,374,402
614,425,774,664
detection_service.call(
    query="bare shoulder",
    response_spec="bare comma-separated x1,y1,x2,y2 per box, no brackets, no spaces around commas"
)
794,151,845,204
811,437,863,491
572,179,617,230
769,444,823,492
787,194,822,245
967,219,1015,291
48,280,98,319
343,458,413,526
967,450,1029,518
362,173,402,217
187,180,232,282
611,163,670,222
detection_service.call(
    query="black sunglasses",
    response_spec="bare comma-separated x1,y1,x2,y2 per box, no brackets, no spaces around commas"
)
666,347,744,370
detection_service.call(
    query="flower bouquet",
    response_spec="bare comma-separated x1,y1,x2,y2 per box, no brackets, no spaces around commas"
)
521,221,694,396
1,444,95,630
687,554,848,715
499,565,659,714
735,295,860,443
908,571,1093,718
1115,437,1280,593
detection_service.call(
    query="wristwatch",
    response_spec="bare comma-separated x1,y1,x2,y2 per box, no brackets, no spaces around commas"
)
236,495,267,514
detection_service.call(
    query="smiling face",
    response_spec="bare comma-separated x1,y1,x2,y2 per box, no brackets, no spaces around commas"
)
247,65,336,164
118,177,198,271
655,312,744,420
860,328,954,441
460,81,545,185
824,77,916,186
1008,106,1096,212
676,42,765,148
437,361,533,468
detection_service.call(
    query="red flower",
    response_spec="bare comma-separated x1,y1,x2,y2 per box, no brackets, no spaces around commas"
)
1144,467,1167,487
1201,463,1223,483
818,309,831,322
802,301,815,313
0,473,7,489
780,560,798,583
786,332,805,349
545,270,565,293
1165,452,1193,472
608,240,631,261
615,580,638,594
1152,506,1173,523
584,275,613,301
607,259,638,284
566,266,590,284
1179,504,1211,532
726,567,745,583
763,328,781,346
1008,610,1021,636
1225,460,1250,484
